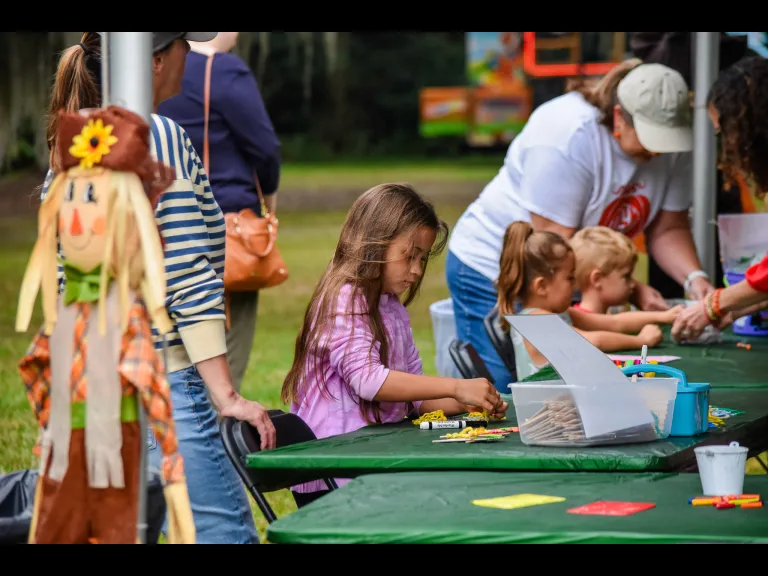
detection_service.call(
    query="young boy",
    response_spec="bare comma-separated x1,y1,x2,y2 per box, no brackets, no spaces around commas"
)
570,226,640,314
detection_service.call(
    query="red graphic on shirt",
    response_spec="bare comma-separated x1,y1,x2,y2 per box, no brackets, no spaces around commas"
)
598,182,650,238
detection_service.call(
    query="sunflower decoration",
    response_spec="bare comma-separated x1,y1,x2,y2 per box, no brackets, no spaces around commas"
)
68,118,119,169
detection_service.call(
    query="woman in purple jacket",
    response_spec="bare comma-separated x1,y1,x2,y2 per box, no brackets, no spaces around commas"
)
159,32,281,392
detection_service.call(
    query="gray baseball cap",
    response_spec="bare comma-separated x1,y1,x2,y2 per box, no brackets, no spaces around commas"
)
153,32,218,53
617,63,693,154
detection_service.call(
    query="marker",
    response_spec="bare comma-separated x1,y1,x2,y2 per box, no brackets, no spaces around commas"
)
731,498,761,505
641,344,648,365
421,421,467,430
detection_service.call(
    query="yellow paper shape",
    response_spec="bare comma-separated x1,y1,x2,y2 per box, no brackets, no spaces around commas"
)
471,494,565,510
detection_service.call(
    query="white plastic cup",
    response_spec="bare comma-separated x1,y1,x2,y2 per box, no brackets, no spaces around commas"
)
694,441,749,496
429,298,460,378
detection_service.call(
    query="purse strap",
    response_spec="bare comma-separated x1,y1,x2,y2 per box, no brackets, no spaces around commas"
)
202,53,269,217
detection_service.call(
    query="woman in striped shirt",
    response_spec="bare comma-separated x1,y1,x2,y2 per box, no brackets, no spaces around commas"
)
38,32,273,544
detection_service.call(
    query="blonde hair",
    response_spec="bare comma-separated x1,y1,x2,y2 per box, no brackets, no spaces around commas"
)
570,226,637,290
568,58,643,131
16,167,172,338
497,221,572,321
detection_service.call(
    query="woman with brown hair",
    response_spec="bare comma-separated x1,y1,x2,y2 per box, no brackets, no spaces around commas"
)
37,32,272,544
446,59,715,390
673,56,768,340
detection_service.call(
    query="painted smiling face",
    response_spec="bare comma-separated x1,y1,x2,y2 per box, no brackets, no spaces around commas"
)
58,171,110,273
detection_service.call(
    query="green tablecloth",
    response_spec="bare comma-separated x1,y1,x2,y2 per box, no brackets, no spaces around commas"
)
267,472,768,544
612,327,766,387
247,388,768,488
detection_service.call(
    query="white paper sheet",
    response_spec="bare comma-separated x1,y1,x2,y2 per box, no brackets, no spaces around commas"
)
505,313,654,439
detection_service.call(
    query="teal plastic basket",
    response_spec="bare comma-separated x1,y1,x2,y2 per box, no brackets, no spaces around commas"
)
621,363,710,437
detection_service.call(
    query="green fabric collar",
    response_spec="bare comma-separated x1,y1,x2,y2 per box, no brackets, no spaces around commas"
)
62,260,103,305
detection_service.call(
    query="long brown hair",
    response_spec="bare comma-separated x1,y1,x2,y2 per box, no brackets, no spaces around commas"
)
497,221,572,324
282,183,448,423
708,56,768,199
47,32,102,172
568,58,643,131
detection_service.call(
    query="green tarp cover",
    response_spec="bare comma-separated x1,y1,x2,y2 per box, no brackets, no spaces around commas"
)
267,472,768,544
247,389,768,488
607,327,766,387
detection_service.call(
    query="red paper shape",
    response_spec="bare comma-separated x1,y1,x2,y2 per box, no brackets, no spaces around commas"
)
567,501,656,516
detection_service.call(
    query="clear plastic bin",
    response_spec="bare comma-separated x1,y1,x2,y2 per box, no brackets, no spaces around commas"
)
508,378,678,447
429,298,460,378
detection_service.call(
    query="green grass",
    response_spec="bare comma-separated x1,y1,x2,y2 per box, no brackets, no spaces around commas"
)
0,200,465,542
278,157,501,189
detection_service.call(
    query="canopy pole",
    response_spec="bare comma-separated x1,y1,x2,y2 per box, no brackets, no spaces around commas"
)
691,32,720,281
100,32,110,106
106,31,154,545
108,32,153,121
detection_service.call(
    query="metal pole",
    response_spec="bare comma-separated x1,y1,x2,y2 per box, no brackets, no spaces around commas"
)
108,32,153,120
107,31,153,545
100,32,110,106
691,32,720,281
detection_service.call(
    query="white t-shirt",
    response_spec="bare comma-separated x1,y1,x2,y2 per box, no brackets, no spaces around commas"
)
448,91,692,281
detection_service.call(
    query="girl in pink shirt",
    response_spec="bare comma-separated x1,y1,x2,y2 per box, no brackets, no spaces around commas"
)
282,183,508,508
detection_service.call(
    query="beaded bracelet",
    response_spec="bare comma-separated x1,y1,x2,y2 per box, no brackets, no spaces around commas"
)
705,290,725,324
705,294,717,323
712,288,723,317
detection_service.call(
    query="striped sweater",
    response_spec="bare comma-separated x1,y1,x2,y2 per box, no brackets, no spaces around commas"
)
41,114,227,374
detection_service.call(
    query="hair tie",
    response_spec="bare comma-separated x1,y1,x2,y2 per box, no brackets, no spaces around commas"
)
526,227,534,240
78,42,91,56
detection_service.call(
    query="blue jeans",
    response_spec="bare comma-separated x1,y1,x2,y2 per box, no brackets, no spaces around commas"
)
148,366,259,544
446,250,513,392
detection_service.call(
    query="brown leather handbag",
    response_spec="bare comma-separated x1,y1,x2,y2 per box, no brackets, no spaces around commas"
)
202,53,289,302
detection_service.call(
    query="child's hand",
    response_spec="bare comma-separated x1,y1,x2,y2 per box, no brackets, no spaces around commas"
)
662,304,686,324
466,400,509,420
638,324,663,347
452,378,501,413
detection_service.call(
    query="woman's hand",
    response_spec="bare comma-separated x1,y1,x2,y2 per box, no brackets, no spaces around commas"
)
687,276,716,301
634,282,669,311
220,396,277,450
671,299,713,341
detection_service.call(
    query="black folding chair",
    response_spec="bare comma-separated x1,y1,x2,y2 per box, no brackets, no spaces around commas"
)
448,339,495,385
483,308,518,382
220,410,338,524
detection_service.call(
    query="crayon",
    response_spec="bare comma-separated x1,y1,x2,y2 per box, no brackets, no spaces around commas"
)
741,502,763,509
715,502,735,509
689,496,722,502
731,498,761,505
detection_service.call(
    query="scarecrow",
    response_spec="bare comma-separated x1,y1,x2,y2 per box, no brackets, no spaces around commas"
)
16,106,195,544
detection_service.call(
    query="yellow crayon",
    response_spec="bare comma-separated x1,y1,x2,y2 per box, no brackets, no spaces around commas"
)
732,498,761,505
691,499,717,506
